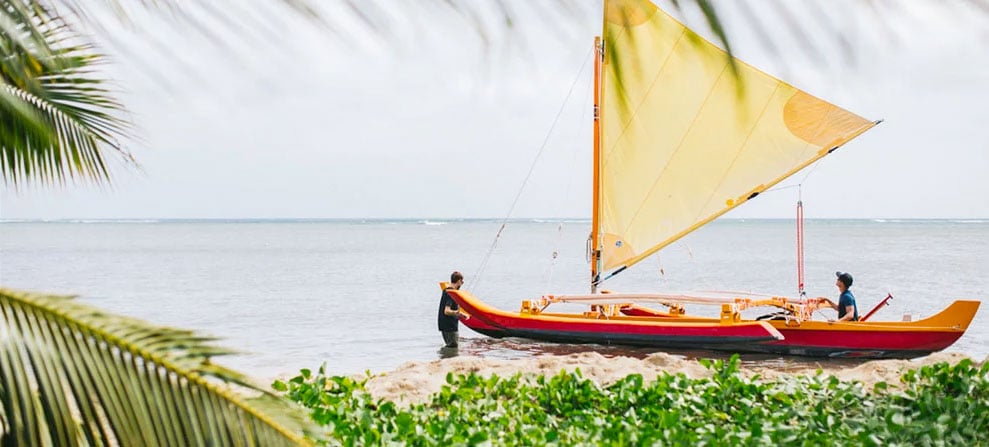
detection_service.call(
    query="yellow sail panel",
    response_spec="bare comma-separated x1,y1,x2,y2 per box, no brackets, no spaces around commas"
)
599,0,875,271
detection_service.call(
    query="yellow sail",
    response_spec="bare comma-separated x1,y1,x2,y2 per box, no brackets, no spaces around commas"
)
597,0,877,272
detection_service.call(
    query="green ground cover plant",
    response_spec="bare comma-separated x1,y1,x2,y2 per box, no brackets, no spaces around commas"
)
274,356,989,446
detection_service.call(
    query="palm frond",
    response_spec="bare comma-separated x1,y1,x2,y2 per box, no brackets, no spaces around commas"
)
1,0,132,189
0,288,321,446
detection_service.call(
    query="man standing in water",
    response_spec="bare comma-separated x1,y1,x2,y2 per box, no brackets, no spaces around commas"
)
827,271,859,323
438,271,466,348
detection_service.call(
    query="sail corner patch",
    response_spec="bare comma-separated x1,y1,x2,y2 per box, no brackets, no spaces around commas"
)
601,232,636,270
783,91,870,148
604,0,658,27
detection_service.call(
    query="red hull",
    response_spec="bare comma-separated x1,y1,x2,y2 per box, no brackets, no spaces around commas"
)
448,289,783,350
619,301,981,358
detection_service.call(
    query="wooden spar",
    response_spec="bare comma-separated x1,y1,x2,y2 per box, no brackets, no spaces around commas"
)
548,292,835,317
590,36,603,293
554,292,777,304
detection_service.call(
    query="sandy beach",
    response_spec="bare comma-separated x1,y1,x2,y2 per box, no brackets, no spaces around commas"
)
360,351,982,406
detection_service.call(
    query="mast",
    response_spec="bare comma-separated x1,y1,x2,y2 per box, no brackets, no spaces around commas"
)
590,36,603,293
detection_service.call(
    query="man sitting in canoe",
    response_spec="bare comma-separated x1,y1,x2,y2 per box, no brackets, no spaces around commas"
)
825,271,859,323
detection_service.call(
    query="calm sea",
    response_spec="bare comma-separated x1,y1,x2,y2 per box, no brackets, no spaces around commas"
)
1,219,986,378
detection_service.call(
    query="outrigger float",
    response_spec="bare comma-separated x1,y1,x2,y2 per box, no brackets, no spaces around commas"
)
449,0,980,359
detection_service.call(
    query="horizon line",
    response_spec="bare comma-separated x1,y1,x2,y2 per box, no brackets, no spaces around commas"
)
2,217,987,223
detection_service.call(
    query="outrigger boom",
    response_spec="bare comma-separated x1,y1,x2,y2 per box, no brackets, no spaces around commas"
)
544,292,834,322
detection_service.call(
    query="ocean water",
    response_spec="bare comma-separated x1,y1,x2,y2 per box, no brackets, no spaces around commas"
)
1,219,986,379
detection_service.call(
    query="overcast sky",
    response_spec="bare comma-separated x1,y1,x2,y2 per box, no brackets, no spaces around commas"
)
2,0,987,220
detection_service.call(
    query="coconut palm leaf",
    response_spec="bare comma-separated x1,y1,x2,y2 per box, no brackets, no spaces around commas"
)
0,288,321,446
1,0,132,189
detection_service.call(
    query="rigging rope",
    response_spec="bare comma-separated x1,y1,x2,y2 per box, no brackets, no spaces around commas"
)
759,149,830,196
764,158,831,298
471,49,594,291
796,186,805,298
546,73,593,293
546,223,564,292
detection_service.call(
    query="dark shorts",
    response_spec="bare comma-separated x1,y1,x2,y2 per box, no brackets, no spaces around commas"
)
441,331,458,348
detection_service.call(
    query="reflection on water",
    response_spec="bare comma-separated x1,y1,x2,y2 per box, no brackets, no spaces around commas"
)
437,346,459,359
453,336,873,370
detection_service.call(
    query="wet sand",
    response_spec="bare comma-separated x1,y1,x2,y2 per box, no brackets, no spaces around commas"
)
361,351,981,406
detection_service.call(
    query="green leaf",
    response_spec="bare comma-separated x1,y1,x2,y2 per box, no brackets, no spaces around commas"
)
468,430,489,444
1,4,134,188
891,412,906,426
0,288,321,446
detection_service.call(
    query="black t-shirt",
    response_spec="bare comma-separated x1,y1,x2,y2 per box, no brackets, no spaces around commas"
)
838,290,859,321
437,288,460,332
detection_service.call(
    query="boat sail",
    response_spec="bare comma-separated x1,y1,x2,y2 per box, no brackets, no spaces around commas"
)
592,0,877,286
445,0,980,358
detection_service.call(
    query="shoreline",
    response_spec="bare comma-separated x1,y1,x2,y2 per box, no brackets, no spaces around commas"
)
355,351,981,406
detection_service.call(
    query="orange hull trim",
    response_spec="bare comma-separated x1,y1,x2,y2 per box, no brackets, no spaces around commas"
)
620,300,980,358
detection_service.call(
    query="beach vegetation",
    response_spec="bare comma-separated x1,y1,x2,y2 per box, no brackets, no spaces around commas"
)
277,355,989,446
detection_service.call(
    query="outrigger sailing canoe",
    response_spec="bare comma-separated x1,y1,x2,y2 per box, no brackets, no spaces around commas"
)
450,0,980,358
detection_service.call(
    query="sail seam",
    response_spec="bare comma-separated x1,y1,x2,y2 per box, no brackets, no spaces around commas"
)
692,83,782,224
603,29,687,167
618,61,733,256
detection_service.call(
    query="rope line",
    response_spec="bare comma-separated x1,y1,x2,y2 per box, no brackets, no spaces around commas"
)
796,185,805,297
546,223,564,293
472,49,594,291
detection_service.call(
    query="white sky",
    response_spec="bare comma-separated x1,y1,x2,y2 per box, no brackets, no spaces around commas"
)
2,0,988,219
